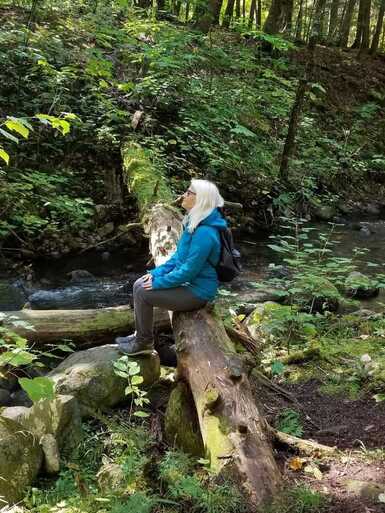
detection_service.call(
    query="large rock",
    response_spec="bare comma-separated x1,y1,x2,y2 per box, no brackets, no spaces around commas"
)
0,416,43,505
2,394,82,455
48,345,160,414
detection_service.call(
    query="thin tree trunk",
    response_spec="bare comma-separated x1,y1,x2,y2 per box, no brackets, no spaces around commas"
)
351,0,364,47
222,0,235,27
311,0,327,42
295,0,304,40
248,0,257,27
338,0,357,46
327,0,340,42
242,0,246,19
236,0,241,18
279,79,308,183
256,0,262,26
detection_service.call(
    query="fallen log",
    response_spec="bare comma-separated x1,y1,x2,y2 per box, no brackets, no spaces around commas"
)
122,142,281,506
1,284,274,344
273,429,336,456
1,306,170,343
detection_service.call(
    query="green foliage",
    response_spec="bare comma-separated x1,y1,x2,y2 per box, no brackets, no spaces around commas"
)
159,451,245,513
113,356,151,420
264,485,327,513
0,315,72,402
19,376,55,402
276,408,303,437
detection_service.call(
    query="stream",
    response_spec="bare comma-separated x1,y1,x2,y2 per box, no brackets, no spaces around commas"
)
0,220,384,312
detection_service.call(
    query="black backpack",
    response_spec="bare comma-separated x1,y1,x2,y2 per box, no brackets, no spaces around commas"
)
214,225,242,283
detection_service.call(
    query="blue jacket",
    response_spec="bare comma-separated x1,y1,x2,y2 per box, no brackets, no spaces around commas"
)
149,208,227,301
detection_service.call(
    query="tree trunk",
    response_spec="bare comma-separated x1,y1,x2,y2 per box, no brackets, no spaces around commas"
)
256,0,262,27
338,0,357,46
248,0,257,28
222,0,235,27
359,0,371,50
279,79,308,183
194,0,223,31
295,0,304,40
310,0,327,43
351,0,364,47
235,0,241,18
263,0,294,33
370,0,385,53
121,142,281,506
327,0,340,42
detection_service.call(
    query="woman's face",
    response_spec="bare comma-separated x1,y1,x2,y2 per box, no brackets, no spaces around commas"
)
181,187,197,211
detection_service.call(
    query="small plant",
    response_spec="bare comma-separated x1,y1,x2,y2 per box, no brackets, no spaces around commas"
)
113,356,150,420
0,314,74,402
276,409,303,437
265,485,327,513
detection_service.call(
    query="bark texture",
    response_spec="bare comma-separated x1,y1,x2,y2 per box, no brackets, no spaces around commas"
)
4,306,169,343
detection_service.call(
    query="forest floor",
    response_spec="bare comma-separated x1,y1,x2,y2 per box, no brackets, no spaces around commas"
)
255,378,385,513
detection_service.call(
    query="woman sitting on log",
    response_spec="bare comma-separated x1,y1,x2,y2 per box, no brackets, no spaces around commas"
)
116,179,227,355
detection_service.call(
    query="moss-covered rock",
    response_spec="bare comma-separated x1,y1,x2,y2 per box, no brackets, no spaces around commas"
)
0,416,43,505
48,345,160,415
1,394,82,455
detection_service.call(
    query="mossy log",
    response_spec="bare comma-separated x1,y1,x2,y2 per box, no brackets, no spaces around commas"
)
2,306,170,343
122,141,281,506
1,286,270,345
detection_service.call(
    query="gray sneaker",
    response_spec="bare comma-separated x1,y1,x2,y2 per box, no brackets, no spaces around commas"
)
117,336,154,356
115,334,136,345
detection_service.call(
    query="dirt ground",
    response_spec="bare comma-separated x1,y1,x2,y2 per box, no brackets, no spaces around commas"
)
255,378,385,512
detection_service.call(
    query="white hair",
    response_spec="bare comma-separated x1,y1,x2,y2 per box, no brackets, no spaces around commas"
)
184,179,224,233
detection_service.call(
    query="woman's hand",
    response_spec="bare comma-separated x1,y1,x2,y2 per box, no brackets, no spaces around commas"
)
142,273,153,290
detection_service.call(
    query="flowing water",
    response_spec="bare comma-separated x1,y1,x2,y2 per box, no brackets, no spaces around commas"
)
0,220,384,311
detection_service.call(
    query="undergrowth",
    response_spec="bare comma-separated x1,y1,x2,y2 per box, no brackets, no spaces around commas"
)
24,412,244,513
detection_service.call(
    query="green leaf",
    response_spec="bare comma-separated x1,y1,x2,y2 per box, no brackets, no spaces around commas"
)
131,375,144,385
230,124,256,138
133,410,150,417
0,127,19,143
0,350,35,366
19,377,55,402
0,148,9,165
115,370,128,378
5,118,29,139
56,344,74,353
271,361,285,376
373,393,385,403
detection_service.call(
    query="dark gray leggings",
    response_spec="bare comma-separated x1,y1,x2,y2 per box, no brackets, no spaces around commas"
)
133,276,207,343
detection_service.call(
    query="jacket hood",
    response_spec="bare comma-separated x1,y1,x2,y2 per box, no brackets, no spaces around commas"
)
199,208,227,230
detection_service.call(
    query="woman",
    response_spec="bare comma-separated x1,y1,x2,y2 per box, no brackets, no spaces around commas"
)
116,179,227,355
